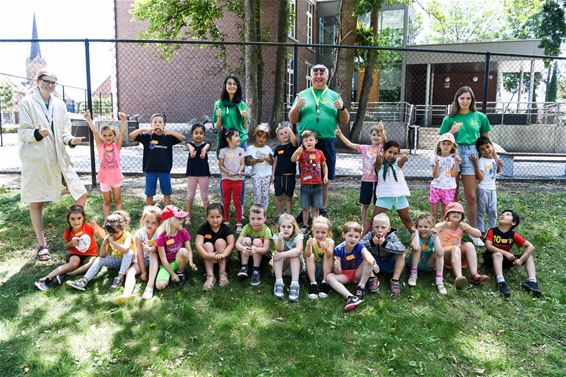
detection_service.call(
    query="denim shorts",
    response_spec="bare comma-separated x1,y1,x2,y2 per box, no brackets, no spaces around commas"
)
300,184,323,209
316,138,336,180
145,171,173,196
376,196,409,210
458,144,479,176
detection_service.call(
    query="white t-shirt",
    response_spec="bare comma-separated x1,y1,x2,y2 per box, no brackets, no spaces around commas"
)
478,157,497,190
247,145,273,177
430,154,457,190
135,227,159,259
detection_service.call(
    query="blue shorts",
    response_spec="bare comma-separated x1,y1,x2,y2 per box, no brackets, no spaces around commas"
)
145,171,173,196
414,252,435,272
458,144,479,176
300,184,323,209
375,255,396,274
376,196,409,210
316,138,336,180
360,181,377,205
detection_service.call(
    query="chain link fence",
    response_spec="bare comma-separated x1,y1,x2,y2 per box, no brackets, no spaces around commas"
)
1,39,566,181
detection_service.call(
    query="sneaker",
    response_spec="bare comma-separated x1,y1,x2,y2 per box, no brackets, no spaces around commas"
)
142,287,154,300
113,294,136,305
110,275,125,290
354,285,365,301
319,208,327,217
176,272,187,286
319,282,331,298
521,280,542,298
454,276,468,289
308,283,319,299
236,224,243,233
300,225,308,235
237,265,249,278
288,284,300,303
250,269,261,286
471,274,489,285
469,236,485,247
273,282,285,299
34,279,50,291
55,274,67,285
408,274,418,287
295,211,303,225
498,281,511,298
436,282,448,295
367,276,380,293
390,280,401,297
344,295,363,311
66,277,88,291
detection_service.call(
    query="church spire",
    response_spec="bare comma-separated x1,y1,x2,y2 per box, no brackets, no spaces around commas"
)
29,14,41,60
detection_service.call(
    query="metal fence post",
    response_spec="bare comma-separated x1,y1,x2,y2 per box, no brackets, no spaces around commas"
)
482,51,491,113
84,38,97,187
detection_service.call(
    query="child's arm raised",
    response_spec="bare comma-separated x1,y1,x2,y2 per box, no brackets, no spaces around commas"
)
289,127,298,147
334,128,359,151
398,151,409,169
291,145,303,163
163,129,186,142
374,152,383,173
410,227,421,251
128,126,151,140
117,112,127,147
184,240,198,271
470,155,483,181
83,111,101,146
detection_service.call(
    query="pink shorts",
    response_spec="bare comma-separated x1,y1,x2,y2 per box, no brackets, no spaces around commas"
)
100,181,123,193
341,268,357,283
428,187,456,205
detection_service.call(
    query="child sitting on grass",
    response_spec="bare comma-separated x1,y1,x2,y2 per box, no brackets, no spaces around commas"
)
304,216,335,299
483,210,541,298
272,214,304,302
326,221,376,312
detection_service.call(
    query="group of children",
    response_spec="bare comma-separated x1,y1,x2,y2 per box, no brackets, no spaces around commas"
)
33,113,542,310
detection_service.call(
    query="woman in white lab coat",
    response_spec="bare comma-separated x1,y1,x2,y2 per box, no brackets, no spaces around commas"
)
18,68,87,261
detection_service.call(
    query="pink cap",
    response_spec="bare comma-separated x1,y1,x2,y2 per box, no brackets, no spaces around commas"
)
161,205,189,221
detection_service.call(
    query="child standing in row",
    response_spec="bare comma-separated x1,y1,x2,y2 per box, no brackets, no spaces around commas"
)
327,221,376,312
246,124,273,210
185,123,211,225
236,204,272,286
67,211,135,291
335,122,386,228
304,216,335,299
129,113,185,206
291,130,328,233
408,214,446,295
218,129,246,233
155,205,197,290
471,136,498,235
195,203,235,291
484,210,541,298
272,214,304,302
34,205,105,291
84,112,128,218
272,124,298,217
429,133,461,222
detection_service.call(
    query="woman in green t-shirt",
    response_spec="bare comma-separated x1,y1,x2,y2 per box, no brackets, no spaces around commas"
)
213,75,250,152
438,86,493,247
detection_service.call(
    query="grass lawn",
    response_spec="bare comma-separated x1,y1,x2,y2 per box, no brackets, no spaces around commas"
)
0,180,564,377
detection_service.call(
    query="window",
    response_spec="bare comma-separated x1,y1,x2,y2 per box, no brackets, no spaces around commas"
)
288,0,296,39
305,63,312,88
306,2,314,45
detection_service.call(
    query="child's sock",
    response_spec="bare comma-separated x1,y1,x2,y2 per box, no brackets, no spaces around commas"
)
290,281,299,287
528,277,537,283
275,278,284,285
435,275,443,285
410,268,418,277
496,275,505,283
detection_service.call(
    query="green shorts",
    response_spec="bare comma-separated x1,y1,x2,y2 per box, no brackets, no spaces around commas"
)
156,261,179,282
376,196,409,210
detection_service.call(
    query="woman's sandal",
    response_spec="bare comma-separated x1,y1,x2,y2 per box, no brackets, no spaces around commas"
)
219,272,229,287
203,274,216,291
37,246,51,261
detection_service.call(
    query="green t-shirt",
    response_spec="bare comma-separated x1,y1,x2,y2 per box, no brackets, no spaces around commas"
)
293,87,340,139
213,99,250,144
439,111,492,145
240,224,272,240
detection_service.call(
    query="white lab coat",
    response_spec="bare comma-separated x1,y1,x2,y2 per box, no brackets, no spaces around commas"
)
18,89,86,204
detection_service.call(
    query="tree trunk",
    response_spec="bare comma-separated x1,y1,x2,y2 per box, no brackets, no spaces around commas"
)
351,6,380,142
269,0,289,133
244,0,261,132
329,0,356,136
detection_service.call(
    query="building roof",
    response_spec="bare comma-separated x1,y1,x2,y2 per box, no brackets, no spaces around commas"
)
29,14,42,60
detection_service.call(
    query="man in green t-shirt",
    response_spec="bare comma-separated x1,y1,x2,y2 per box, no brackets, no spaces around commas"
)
289,64,350,213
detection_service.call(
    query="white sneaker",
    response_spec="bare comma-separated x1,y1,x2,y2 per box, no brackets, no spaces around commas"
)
142,287,154,300
470,236,485,247
408,275,418,287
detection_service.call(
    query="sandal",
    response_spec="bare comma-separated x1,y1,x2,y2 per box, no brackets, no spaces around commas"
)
219,272,229,287
202,275,216,291
37,246,51,261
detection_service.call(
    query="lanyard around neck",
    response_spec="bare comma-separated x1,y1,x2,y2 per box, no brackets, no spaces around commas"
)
310,87,328,113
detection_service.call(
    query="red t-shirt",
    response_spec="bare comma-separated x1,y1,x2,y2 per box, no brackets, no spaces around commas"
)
298,149,326,185
485,227,526,252
63,223,98,257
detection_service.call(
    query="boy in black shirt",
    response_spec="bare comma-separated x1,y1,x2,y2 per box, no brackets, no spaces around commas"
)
272,124,298,217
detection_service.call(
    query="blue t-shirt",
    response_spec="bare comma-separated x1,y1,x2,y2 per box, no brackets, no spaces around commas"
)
135,133,181,173
186,142,211,177
334,241,365,270
274,143,298,175
419,235,435,255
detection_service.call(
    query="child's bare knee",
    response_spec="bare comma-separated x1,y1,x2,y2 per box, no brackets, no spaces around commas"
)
252,238,263,248
242,237,252,246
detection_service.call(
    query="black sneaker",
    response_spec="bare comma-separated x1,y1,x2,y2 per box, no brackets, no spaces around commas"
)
237,265,249,278
498,281,511,298
354,285,365,301
344,295,362,311
295,211,303,225
521,280,542,298
319,282,331,298
319,208,327,217
250,269,261,286
308,283,319,299
55,274,67,285
176,272,187,286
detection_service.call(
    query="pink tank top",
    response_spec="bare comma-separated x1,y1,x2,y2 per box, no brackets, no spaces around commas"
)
97,142,123,184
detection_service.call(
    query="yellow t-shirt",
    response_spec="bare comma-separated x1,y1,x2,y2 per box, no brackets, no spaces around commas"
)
312,237,334,261
108,230,133,257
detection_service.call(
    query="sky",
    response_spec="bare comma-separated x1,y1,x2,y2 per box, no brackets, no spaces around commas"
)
0,0,115,97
